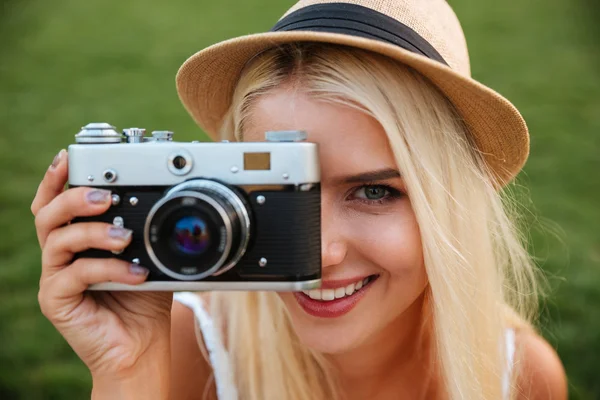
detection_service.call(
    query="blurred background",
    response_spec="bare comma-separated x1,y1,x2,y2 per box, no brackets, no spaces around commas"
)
0,0,598,398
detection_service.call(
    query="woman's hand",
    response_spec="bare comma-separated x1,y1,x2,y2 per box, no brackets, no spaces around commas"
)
31,149,173,393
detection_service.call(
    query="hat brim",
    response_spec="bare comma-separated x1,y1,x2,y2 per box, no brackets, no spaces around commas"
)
176,31,529,185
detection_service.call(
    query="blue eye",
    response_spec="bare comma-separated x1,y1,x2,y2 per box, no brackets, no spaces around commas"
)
351,185,403,205
358,186,388,200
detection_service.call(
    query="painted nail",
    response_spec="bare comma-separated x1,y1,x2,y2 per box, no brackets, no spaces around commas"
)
86,189,111,204
129,264,149,276
108,226,132,241
50,149,65,169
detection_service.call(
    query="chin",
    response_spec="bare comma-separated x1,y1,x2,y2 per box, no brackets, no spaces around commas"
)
280,296,374,354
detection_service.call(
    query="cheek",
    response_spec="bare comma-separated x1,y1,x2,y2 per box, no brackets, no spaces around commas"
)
347,204,424,279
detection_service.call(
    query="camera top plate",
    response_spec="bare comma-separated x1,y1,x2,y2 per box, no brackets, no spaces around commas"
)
68,123,320,187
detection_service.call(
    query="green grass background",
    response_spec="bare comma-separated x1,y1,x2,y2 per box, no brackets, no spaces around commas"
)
0,0,598,398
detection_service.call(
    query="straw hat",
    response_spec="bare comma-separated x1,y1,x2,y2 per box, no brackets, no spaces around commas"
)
176,0,529,185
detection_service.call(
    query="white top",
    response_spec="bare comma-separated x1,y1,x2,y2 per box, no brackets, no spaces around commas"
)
174,292,515,400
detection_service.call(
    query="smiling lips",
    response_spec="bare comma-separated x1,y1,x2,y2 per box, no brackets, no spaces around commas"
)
294,275,377,318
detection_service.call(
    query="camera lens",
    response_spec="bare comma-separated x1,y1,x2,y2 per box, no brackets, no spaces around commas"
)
171,216,211,255
144,179,251,281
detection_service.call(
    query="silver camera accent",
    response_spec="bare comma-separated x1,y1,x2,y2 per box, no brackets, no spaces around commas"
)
265,130,307,142
88,280,322,292
124,128,145,143
167,150,193,176
103,169,118,183
74,123,122,144
152,131,174,141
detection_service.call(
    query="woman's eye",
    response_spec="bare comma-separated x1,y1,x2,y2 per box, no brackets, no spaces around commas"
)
351,185,401,203
361,186,388,200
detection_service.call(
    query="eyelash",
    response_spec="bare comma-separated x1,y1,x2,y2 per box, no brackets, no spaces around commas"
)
348,183,404,205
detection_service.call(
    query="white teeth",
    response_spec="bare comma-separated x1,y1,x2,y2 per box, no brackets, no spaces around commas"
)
345,283,355,295
302,276,375,302
321,289,335,301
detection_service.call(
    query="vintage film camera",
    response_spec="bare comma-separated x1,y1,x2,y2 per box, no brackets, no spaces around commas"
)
68,123,322,291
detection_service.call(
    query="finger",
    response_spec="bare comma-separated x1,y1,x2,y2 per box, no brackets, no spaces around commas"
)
42,222,133,277
31,149,68,216
35,186,113,248
39,258,149,322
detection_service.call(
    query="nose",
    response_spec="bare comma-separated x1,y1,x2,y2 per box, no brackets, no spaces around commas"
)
321,204,348,269
322,240,347,269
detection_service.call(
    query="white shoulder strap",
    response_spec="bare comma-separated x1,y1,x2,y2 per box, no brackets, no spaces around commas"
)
503,328,516,399
173,292,239,400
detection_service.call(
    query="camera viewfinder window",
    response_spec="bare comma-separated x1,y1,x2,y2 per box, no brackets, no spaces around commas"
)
244,152,271,170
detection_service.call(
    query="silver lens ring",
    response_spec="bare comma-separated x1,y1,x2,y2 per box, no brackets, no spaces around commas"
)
164,179,251,275
144,190,233,281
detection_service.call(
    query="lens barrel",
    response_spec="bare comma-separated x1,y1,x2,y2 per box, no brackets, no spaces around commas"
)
144,180,251,280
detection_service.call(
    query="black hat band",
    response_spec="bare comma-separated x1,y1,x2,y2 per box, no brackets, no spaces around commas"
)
271,3,448,66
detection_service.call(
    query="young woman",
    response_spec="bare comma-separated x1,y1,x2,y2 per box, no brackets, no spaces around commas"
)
31,1,567,399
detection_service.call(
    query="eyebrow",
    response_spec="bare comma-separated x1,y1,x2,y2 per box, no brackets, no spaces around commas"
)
335,168,402,184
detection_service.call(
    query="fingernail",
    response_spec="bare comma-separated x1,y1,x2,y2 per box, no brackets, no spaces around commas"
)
50,149,65,169
86,189,111,204
129,264,149,276
108,226,133,241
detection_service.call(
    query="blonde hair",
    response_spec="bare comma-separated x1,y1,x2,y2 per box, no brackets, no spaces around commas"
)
202,44,541,400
